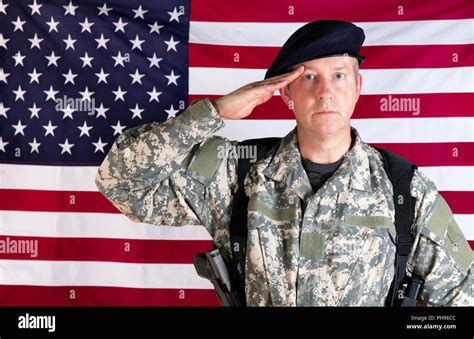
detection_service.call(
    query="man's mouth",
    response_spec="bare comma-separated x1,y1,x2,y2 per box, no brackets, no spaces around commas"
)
315,110,337,115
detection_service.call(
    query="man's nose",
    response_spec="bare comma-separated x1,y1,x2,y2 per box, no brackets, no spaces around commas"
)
316,78,334,101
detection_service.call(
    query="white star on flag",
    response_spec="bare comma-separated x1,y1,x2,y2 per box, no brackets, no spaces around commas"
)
111,121,127,135
28,34,43,49
63,1,78,16
164,36,180,52
28,68,42,84
92,137,108,153
28,0,42,16
46,17,60,33
79,17,94,33
43,85,59,102
42,121,57,137
113,18,128,33
77,121,93,137
13,85,26,101
165,70,180,86
12,16,26,32
0,137,9,153
168,7,184,22
95,34,110,49
95,103,109,118
28,138,41,154
130,104,144,119
0,68,10,83
112,86,127,102
0,102,11,118
147,53,162,68
28,103,41,119
95,68,110,84
59,138,74,155
12,120,27,136
79,87,94,101
165,105,180,119
62,69,78,85
45,51,61,67
12,51,26,66
129,69,145,84
147,87,162,102
97,3,112,16
132,5,148,19
80,52,94,68
63,34,77,50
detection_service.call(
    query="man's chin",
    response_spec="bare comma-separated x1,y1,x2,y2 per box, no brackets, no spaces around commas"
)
308,122,346,137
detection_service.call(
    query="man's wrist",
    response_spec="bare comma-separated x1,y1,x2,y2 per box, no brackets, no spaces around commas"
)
210,98,225,119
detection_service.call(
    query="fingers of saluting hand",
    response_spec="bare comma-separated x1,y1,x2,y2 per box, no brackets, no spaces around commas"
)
253,65,305,93
264,65,306,85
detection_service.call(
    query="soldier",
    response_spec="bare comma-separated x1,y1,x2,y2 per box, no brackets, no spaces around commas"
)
96,20,473,306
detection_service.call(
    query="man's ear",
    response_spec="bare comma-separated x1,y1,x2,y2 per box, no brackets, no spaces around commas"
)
356,74,363,99
279,85,291,108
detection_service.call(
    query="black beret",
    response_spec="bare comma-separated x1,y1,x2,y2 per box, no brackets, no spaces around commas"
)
264,20,365,79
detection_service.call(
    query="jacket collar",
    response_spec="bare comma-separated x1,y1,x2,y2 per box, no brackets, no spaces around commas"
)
262,127,372,200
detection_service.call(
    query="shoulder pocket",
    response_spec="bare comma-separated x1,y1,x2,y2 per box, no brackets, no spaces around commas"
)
445,219,473,273
186,137,227,186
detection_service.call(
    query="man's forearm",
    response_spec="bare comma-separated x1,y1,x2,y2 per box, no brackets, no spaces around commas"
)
96,98,224,192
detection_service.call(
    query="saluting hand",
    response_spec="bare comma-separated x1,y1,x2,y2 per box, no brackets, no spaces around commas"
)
212,66,305,120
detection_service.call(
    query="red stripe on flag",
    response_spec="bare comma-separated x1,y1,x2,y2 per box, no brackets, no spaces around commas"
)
368,143,474,167
189,44,474,69
0,285,220,306
0,188,471,215
0,189,120,213
191,0,473,22
438,192,474,214
188,94,474,119
0,236,213,263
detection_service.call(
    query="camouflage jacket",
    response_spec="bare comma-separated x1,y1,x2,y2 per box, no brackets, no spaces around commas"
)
96,98,473,306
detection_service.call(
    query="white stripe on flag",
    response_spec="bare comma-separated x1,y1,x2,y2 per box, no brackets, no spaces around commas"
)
418,167,474,192
0,211,212,240
215,118,474,143
0,260,213,289
189,67,474,95
351,118,474,143
1,163,100,191
190,19,474,46
215,119,296,140
453,214,474,240
0,210,471,242
0,165,474,191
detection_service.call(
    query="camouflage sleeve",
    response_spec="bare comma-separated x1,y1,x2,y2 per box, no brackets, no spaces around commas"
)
408,170,473,306
95,98,239,244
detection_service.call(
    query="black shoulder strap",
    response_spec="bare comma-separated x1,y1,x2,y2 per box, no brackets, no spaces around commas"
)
229,137,280,306
372,146,418,306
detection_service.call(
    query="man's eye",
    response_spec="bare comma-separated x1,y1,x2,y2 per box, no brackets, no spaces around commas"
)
335,72,346,80
303,74,315,80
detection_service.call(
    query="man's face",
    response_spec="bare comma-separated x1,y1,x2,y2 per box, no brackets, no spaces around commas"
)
280,56,362,137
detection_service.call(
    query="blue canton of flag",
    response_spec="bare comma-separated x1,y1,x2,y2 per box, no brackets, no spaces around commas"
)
0,0,189,164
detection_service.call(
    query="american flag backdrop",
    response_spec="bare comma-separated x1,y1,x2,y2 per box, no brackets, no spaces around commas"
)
0,0,472,306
